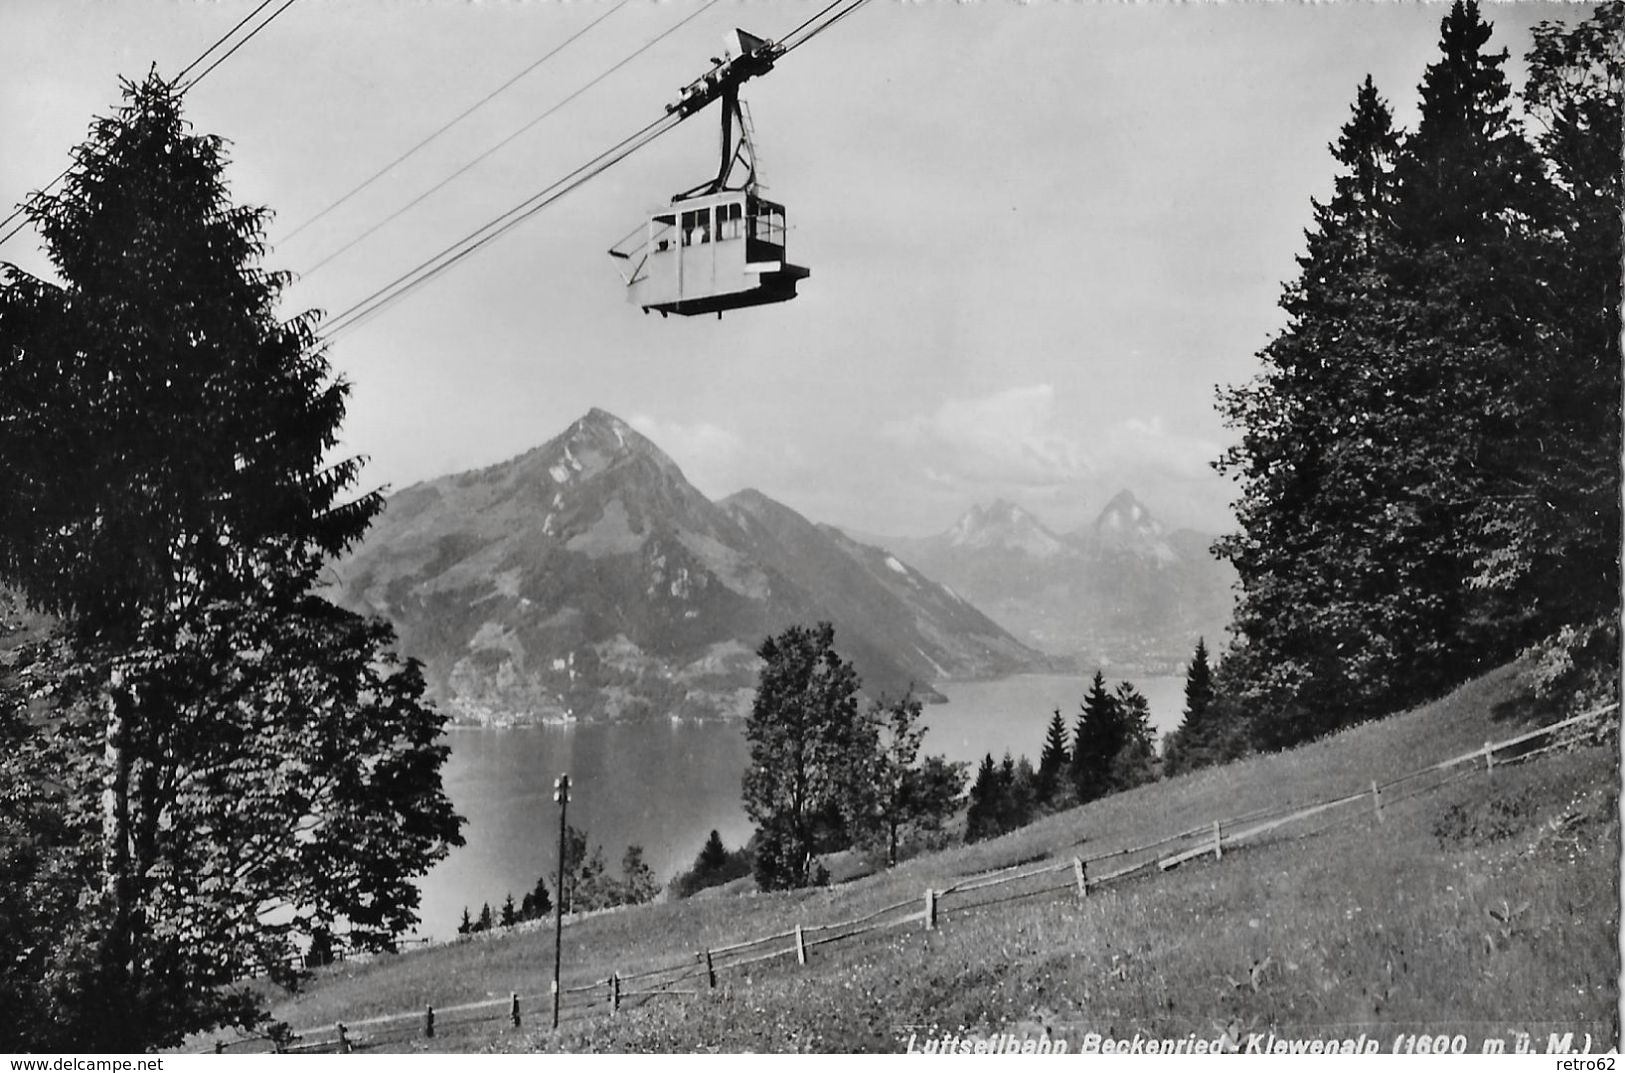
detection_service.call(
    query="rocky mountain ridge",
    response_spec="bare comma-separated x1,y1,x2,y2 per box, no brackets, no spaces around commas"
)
328,409,1052,725
874,490,1235,672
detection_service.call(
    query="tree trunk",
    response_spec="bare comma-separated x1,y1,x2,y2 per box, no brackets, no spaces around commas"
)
101,670,134,982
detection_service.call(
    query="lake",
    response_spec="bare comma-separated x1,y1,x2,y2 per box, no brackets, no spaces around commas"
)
415,673,1185,937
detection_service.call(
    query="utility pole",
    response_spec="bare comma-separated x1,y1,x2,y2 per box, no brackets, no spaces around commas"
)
551,773,570,1030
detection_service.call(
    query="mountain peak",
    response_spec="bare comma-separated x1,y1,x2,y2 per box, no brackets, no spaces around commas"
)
1090,489,1175,561
946,499,1065,557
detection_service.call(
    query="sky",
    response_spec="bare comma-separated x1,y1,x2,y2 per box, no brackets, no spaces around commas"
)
0,0,1577,538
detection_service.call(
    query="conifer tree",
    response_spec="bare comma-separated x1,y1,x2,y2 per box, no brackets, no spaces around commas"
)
529,874,553,919
698,829,729,873
1167,639,1217,774
964,753,1000,843
1035,709,1071,804
1106,683,1156,792
458,907,473,936
0,73,460,1049
499,893,518,928
1494,2,1623,692
1070,672,1121,802
1215,73,1406,745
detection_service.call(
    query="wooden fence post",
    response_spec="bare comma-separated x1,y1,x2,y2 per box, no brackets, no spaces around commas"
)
214,1041,224,1055
794,924,808,965
704,948,717,989
1212,819,1223,861
424,1004,435,1039
924,888,937,931
1484,741,1495,775
1371,780,1382,822
611,974,621,1014
335,1022,349,1055
1073,857,1088,899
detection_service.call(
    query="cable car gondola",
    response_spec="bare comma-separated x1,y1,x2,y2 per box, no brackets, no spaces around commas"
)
609,30,809,318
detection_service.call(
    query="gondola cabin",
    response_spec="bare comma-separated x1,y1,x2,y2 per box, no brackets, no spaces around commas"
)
615,189,809,317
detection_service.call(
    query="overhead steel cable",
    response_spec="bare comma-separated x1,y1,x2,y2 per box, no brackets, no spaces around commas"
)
172,0,280,85
298,0,720,277
181,0,302,91
317,0,878,338
320,109,683,338
0,0,301,250
780,0,876,57
278,0,634,245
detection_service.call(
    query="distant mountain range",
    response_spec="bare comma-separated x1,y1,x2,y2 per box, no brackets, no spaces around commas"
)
327,409,1053,725
870,492,1235,673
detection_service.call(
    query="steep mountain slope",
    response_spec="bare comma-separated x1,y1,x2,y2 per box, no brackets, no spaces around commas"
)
719,489,1047,685
879,491,1235,671
328,410,1049,724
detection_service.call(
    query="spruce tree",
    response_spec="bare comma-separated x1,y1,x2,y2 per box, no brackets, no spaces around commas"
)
1070,672,1121,802
1107,683,1156,792
529,874,553,919
0,73,460,1049
964,753,999,843
698,829,730,872
458,907,473,936
1498,2,1623,687
500,893,518,928
1215,74,1405,745
1036,709,1071,804
1169,638,1217,773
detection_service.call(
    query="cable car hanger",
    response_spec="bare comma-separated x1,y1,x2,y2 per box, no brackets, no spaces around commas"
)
608,28,810,319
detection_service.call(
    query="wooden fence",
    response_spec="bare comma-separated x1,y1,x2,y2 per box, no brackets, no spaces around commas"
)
206,701,1616,1053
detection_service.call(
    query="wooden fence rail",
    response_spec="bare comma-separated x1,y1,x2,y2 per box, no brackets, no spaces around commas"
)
226,702,1613,1054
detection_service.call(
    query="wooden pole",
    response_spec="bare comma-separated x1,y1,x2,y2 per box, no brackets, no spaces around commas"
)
794,924,807,965
424,1005,435,1039
610,974,621,1013
704,948,717,989
1484,741,1495,775
1073,857,1088,899
510,991,521,1028
552,773,569,1030
215,1041,225,1055
1212,819,1222,861
924,888,937,931
335,1023,349,1055
1371,780,1382,822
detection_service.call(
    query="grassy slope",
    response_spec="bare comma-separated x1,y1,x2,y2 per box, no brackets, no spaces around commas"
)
259,662,1619,1053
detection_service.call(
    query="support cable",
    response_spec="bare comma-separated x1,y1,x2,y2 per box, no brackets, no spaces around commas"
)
321,110,682,338
300,0,718,278
279,0,634,245
0,0,302,248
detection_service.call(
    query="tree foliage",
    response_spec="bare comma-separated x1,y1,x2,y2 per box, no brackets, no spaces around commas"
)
1214,1,1621,748
0,74,461,1049
1035,709,1071,805
741,622,872,890
861,691,967,866
668,829,753,900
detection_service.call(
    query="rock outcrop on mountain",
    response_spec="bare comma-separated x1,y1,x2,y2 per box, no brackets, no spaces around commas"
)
877,491,1235,672
328,409,1050,724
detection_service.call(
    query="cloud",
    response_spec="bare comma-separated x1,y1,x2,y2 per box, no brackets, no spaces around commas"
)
884,384,1092,488
627,414,746,496
1099,416,1221,482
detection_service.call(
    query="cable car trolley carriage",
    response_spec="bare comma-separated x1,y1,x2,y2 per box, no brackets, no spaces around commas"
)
610,29,809,318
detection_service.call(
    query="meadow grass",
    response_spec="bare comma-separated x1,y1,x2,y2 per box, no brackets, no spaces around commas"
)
245,661,1618,1053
